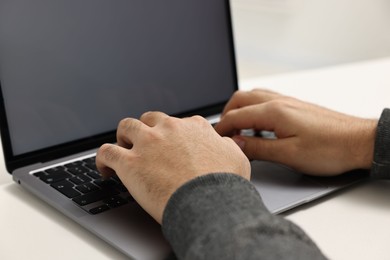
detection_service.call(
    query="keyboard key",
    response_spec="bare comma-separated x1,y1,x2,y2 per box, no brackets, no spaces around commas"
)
72,189,119,206
89,205,110,215
40,171,72,184
33,171,45,178
82,157,96,165
45,166,66,174
104,196,128,208
69,175,92,185
94,179,118,189
95,178,127,192
76,183,99,194
64,161,84,168
67,165,90,175
86,171,101,180
51,180,81,198
84,162,97,171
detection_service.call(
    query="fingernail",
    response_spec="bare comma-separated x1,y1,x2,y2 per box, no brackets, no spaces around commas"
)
232,136,245,150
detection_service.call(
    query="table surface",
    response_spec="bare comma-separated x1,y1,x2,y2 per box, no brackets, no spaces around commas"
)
1,57,390,259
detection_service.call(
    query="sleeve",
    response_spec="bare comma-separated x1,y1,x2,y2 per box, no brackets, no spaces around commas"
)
162,173,326,260
371,108,390,179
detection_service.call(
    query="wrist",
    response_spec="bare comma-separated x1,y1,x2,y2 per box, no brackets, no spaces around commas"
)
349,118,377,170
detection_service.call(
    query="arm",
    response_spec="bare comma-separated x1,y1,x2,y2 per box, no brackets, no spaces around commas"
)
163,173,326,260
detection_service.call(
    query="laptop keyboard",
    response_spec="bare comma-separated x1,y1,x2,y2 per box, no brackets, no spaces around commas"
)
32,156,134,215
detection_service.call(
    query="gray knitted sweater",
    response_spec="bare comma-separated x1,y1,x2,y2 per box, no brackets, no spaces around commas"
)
162,108,390,259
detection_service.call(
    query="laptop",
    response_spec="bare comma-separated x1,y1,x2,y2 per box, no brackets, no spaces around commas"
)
0,0,369,259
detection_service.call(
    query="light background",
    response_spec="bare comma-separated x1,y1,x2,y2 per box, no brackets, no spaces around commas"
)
231,0,390,78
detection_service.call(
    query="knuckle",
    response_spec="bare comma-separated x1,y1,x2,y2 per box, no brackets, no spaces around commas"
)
117,118,137,142
232,90,246,100
98,144,121,162
265,99,290,115
118,117,134,130
191,115,209,125
163,116,181,128
140,111,153,121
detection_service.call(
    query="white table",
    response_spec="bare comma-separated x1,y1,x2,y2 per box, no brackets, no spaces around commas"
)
1,57,390,259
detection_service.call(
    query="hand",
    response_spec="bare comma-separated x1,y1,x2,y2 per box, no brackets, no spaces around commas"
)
214,89,377,176
96,112,250,224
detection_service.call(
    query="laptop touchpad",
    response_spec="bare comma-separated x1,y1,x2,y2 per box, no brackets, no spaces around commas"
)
250,160,328,214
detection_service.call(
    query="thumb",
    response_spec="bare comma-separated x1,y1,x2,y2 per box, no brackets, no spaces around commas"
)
232,135,293,163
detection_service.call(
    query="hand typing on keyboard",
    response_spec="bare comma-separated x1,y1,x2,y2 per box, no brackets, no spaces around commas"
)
96,111,251,224
215,89,376,175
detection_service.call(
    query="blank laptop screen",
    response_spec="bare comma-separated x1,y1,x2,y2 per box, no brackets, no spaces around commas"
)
0,0,236,156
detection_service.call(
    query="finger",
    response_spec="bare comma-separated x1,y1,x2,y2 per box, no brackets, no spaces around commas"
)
232,135,295,164
96,143,130,179
216,104,277,137
140,111,170,127
221,89,280,116
117,118,149,148
249,88,281,101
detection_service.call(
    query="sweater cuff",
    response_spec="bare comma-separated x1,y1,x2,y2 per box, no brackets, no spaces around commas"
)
371,108,390,179
161,173,267,259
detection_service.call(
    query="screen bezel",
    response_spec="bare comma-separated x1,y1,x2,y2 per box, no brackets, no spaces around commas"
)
0,0,238,173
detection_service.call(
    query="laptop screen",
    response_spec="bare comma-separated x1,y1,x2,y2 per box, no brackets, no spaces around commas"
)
0,0,237,163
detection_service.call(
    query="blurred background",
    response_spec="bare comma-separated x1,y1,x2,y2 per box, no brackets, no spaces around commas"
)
231,0,390,79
